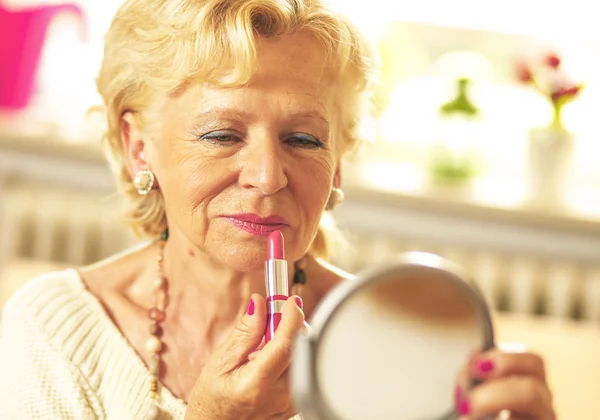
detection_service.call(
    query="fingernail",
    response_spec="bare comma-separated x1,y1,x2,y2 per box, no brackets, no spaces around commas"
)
247,298,255,315
295,296,303,309
474,358,494,375
458,398,470,415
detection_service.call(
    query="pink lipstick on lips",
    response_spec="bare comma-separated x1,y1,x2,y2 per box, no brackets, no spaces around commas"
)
227,213,289,236
265,230,289,343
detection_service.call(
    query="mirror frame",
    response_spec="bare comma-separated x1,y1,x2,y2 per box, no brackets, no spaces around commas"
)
292,251,495,420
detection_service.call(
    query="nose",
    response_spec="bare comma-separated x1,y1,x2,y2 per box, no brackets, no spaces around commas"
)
238,132,288,196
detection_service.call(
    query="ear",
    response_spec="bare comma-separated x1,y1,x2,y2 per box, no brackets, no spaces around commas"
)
121,111,151,179
333,161,342,189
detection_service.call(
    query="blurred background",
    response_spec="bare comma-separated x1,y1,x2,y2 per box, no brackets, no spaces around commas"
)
1,0,599,417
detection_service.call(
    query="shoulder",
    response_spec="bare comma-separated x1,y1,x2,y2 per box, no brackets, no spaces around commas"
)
302,258,355,317
77,240,157,301
317,259,355,281
1,269,86,325
313,258,356,293
0,270,101,418
0,268,104,360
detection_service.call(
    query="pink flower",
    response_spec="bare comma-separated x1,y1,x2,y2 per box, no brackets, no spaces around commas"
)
545,53,561,69
551,85,581,102
516,63,533,83
515,54,584,114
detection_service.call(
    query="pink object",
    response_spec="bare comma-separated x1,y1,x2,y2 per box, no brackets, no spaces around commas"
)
0,3,83,110
247,298,255,315
266,294,289,302
264,230,288,343
457,398,470,416
474,358,494,375
226,213,289,237
267,230,284,260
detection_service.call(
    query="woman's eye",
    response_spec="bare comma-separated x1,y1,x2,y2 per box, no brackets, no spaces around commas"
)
285,134,324,149
198,131,240,146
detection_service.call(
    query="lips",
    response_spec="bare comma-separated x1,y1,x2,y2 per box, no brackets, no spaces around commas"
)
225,213,290,236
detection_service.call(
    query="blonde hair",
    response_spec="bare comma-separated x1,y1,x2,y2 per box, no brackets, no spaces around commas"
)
96,0,375,260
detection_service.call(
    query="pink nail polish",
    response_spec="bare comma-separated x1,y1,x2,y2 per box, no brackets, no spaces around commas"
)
477,359,494,374
247,298,255,315
458,398,470,415
295,296,303,309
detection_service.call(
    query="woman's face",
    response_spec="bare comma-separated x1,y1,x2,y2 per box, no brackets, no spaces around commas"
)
143,33,340,271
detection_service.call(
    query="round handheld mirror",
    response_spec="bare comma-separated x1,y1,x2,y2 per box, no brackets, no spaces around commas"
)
292,252,494,420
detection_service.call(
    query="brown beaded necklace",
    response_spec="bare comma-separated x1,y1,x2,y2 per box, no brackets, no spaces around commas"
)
145,230,168,419
144,229,306,419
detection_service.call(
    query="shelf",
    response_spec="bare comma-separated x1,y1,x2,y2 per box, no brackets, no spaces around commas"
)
0,130,113,191
344,181,600,237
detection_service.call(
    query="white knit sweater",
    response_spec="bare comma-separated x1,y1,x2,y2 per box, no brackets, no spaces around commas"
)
0,269,188,419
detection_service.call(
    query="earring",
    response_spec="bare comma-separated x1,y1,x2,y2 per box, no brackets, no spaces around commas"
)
133,169,155,195
325,187,344,210
291,256,308,297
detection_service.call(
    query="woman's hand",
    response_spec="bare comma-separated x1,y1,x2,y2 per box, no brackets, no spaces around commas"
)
185,294,305,420
455,347,556,419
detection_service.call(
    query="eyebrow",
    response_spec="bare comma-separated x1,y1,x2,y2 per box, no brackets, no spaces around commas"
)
288,111,330,129
193,109,330,129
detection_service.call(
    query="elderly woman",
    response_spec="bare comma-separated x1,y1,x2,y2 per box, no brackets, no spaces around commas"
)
0,0,555,419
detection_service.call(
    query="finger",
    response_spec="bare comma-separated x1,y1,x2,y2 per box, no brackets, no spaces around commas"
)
248,318,309,362
266,406,299,420
268,372,300,420
211,293,267,373
455,362,470,410
494,410,535,420
460,376,554,420
252,296,305,380
247,336,267,361
471,349,546,382
270,404,300,420
454,346,483,410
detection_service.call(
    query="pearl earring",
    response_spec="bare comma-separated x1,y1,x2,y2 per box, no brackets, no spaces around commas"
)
133,169,155,195
325,187,344,210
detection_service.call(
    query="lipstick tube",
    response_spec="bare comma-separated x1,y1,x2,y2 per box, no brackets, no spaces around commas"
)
265,230,288,343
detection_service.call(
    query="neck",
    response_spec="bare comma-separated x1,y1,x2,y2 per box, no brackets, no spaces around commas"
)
158,229,295,347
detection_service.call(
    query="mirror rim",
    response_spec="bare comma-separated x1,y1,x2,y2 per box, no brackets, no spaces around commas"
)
292,251,495,420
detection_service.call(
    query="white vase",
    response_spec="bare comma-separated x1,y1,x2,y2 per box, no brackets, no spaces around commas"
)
526,127,574,209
